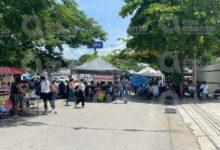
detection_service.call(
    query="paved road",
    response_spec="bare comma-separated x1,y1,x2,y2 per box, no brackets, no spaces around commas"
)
0,99,199,150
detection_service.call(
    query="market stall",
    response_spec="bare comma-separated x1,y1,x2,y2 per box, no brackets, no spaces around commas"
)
137,67,165,85
72,58,121,102
0,67,25,117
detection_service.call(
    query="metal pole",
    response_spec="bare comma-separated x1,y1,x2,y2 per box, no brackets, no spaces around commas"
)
193,46,197,84
193,46,197,99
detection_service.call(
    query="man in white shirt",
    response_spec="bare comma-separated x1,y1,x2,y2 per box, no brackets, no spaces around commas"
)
79,79,85,92
76,79,85,107
41,79,51,94
40,76,54,113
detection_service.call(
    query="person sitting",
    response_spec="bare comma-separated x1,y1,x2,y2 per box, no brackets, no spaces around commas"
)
187,81,196,98
200,81,209,100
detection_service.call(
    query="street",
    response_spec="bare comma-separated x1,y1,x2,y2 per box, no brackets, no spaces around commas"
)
1,0,220,150
0,99,199,150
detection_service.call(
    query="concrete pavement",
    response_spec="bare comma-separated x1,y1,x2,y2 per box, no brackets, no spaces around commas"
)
0,99,199,150
178,100,220,150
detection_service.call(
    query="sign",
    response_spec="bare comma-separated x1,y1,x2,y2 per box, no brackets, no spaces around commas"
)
87,41,103,49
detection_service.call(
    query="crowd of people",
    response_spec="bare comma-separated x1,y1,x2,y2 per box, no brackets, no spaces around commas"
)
8,74,210,117
133,77,210,101
134,78,164,100
182,80,209,100
9,76,130,116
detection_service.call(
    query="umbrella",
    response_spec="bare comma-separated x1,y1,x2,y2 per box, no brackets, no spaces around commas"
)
0,67,25,75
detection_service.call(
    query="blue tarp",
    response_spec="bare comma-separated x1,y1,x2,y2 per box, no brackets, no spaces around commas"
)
130,75,148,87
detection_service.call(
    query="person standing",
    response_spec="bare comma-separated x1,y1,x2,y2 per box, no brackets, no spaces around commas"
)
196,81,202,99
58,81,65,98
75,79,85,107
119,78,128,104
40,76,53,114
50,80,58,113
10,79,26,117
67,79,76,106
89,81,96,101
151,81,159,100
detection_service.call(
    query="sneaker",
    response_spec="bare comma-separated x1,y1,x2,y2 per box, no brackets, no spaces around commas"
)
52,109,57,114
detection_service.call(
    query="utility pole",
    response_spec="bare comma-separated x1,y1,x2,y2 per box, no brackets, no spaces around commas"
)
193,46,197,84
193,45,197,100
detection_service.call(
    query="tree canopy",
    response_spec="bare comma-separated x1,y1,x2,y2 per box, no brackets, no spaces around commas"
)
120,0,220,67
0,0,106,72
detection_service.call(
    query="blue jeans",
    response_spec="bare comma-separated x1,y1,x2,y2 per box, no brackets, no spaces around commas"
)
67,90,74,102
51,93,57,101
51,93,57,109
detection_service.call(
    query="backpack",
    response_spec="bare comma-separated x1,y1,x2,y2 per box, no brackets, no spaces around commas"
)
50,84,57,93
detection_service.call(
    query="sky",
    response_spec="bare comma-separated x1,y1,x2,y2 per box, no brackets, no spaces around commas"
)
63,0,130,60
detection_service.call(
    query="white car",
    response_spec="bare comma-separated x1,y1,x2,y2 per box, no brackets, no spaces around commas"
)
53,76,69,83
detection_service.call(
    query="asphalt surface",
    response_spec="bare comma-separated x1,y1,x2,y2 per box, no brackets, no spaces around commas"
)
0,99,199,150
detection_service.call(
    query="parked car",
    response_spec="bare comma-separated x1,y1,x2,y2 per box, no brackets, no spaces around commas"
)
52,76,69,84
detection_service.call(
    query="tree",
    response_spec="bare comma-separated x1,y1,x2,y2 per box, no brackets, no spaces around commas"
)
78,52,99,64
0,0,107,72
120,0,220,75
103,49,151,72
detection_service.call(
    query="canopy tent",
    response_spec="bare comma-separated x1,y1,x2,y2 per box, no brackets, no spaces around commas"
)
72,58,120,75
137,67,164,77
137,67,165,85
0,67,25,75
52,69,71,76
131,75,148,87
128,70,136,75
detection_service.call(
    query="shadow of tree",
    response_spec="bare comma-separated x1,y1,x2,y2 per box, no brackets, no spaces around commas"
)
0,111,48,128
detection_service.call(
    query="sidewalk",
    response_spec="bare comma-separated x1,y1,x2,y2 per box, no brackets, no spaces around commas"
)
178,100,220,150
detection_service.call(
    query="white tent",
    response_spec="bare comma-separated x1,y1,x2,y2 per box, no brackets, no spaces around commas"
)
128,70,136,74
53,69,71,76
137,67,164,77
137,67,165,85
